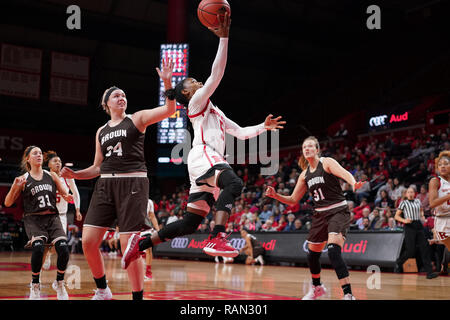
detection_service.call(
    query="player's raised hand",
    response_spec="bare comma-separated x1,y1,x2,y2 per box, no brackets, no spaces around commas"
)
156,57,174,83
264,114,286,131
208,12,231,38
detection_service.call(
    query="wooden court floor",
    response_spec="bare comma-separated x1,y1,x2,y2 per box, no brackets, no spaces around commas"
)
0,251,448,300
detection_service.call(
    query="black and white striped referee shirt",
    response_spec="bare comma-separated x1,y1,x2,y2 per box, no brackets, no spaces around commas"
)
398,199,422,221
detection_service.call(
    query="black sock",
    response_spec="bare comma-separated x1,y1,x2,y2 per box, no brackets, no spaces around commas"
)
211,225,226,238
132,290,144,300
312,277,321,286
56,271,65,281
139,235,153,251
32,274,40,284
342,283,352,295
94,275,107,289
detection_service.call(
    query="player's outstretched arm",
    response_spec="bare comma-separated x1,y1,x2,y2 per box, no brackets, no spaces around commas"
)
224,114,285,140
189,13,231,110
265,171,307,205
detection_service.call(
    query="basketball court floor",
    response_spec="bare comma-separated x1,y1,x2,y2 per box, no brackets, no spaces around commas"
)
0,252,448,300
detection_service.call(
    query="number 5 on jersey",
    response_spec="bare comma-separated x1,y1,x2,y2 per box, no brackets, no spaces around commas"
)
105,142,123,157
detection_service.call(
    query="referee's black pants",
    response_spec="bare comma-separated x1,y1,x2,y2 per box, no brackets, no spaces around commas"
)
396,221,433,273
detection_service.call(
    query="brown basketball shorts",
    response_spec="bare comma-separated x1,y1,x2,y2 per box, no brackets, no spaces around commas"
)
84,176,150,233
24,213,67,245
307,205,352,243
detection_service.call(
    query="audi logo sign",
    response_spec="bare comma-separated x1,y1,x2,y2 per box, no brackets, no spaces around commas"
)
229,238,246,250
369,115,388,127
170,237,189,249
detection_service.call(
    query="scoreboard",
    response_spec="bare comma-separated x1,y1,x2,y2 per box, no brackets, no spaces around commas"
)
157,43,189,144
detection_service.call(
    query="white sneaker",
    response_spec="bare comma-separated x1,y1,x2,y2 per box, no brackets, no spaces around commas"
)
29,282,41,300
302,283,327,300
223,257,234,264
91,286,113,300
43,254,51,270
255,255,265,265
215,256,220,263
343,293,356,300
52,280,69,300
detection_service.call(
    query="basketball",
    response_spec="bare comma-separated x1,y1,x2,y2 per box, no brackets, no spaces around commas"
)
197,0,231,29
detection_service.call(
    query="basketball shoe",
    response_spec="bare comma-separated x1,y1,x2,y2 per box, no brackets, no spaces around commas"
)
302,283,327,300
52,280,69,300
202,232,239,258
91,287,113,300
122,233,145,269
144,265,152,280
29,282,41,300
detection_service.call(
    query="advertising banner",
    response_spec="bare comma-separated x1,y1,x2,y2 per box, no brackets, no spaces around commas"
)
154,231,404,268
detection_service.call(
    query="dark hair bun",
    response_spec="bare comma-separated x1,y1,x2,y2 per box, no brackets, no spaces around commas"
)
164,88,176,100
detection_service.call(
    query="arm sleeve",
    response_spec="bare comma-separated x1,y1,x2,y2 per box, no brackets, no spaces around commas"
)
188,38,228,116
68,179,81,209
224,115,266,140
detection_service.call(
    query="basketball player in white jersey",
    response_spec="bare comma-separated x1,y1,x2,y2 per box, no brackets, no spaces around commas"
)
122,13,285,267
42,151,82,270
429,151,450,250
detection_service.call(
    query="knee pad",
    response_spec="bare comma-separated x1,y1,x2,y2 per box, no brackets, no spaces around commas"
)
158,212,204,242
31,240,45,273
216,170,243,212
307,250,322,275
54,239,69,271
327,244,349,279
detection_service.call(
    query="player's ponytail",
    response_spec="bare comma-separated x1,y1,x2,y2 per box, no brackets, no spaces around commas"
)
43,150,58,166
163,88,176,100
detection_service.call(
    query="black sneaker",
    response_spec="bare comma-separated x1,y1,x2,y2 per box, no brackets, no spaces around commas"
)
426,272,439,279
394,264,403,273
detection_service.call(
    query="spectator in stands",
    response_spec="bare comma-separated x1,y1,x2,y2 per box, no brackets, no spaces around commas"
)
391,178,406,202
261,217,277,232
369,208,383,230
355,174,371,203
283,213,296,232
384,217,401,231
353,198,370,221
334,123,348,138
356,208,370,230
165,210,178,225
293,219,305,231
275,214,287,231
375,178,394,202
375,190,394,210
417,184,431,215
259,204,273,224
410,163,428,185
361,217,370,231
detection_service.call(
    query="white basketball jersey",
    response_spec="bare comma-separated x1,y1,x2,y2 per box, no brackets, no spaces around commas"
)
56,176,70,214
189,99,227,157
435,176,450,217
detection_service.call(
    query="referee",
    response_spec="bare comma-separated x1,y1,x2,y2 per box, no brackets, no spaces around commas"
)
394,187,439,279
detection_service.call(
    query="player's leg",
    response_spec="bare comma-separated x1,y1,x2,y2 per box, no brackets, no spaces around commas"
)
302,213,328,300
326,208,355,300
120,232,145,298
211,169,243,237
82,226,108,284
